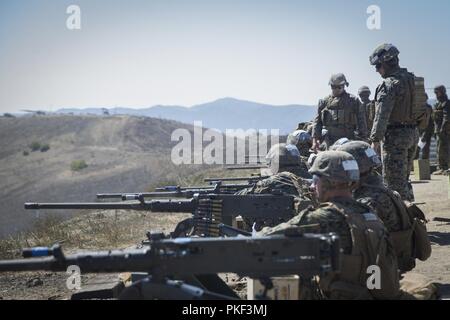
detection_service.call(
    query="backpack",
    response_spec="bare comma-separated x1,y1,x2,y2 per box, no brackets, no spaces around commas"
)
320,202,400,300
404,201,432,261
359,183,416,272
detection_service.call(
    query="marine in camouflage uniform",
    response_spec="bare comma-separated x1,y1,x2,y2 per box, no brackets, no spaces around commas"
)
312,74,368,151
369,44,417,201
415,100,434,159
336,141,416,273
237,143,313,198
287,129,312,158
260,151,400,300
358,86,376,133
236,143,316,228
433,85,450,173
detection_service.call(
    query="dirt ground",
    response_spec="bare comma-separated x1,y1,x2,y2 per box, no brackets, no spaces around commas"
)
0,175,449,300
408,174,450,298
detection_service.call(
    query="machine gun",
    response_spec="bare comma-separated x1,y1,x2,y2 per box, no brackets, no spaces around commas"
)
0,231,340,300
203,176,269,183
96,182,254,200
25,194,300,237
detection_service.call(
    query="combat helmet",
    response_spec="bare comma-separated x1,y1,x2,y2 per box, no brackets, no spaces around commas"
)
309,151,359,184
329,73,349,87
335,141,381,174
329,137,352,151
287,130,312,149
265,143,301,174
358,86,371,95
369,43,400,65
434,85,447,94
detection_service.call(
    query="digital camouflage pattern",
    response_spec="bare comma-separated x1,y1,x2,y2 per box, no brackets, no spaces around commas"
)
236,171,317,227
354,174,402,232
371,65,416,200
381,127,416,200
313,92,368,147
355,173,416,273
236,171,312,198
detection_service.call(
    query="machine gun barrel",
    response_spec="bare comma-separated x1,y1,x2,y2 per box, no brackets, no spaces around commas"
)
204,176,268,182
0,233,340,278
24,199,196,212
26,194,295,221
225,165,267,170
96,184,253,200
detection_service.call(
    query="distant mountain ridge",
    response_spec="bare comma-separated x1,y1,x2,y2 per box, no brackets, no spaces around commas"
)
56,97,316,134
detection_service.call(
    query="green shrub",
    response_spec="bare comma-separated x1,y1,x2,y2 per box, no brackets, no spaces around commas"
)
40,144,50,152
29,141,41,152
71,160,88,171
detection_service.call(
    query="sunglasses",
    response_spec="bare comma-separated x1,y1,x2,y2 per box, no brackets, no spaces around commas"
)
331,85,344,90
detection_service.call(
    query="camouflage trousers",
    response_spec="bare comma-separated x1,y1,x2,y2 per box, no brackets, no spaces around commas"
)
437,131,450,170
381,127,416,201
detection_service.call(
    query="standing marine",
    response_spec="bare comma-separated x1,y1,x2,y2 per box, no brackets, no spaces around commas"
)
312,73,368,151
358,86,376,133
368,43,417,201
433,85,450,174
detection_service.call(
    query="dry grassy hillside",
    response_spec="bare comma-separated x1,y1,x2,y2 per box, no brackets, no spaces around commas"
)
0,115,231,237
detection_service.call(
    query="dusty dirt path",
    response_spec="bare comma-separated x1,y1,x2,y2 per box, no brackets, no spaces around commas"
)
410,174,450,298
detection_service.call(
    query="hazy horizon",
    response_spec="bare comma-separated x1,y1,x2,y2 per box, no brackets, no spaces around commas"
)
1,0,449,113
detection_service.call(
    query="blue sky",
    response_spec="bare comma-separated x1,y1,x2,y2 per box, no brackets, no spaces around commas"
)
0,0,449,112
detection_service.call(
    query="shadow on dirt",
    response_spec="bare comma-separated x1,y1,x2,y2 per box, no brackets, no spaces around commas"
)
428,232,450,246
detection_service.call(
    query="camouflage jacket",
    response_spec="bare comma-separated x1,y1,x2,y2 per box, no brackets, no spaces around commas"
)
433,98,450,134
313,92,368,140
354,173,403,232
236,171,313,199
370,67,415,142
259,196,369,254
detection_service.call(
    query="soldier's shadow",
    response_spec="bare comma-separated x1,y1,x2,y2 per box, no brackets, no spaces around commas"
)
410,180,430,184
428,232,450,246
437,284,450,299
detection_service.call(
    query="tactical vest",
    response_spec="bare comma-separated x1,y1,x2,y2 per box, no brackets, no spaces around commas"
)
434,99,450,130
360,183,415,272
375,69,416,125
320,93,359,134
318,202,400,300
